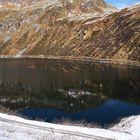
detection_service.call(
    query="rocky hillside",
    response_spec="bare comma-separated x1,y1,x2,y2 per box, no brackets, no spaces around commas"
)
0,0,115,13
0,0,139,63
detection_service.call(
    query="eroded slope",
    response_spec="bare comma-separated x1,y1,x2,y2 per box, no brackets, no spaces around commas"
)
0,0,139,62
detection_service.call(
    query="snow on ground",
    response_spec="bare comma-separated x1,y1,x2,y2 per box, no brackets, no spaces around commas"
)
111,115,140,139
0,113,140,140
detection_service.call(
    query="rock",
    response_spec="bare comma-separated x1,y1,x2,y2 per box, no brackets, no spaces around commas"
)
0,0,139,62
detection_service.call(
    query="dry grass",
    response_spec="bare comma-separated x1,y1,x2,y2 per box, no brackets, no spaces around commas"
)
53,118,120,129
0,105,16,115
53,118,102,128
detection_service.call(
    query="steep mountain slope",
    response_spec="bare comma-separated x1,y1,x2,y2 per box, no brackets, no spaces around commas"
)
0,0,115,13
0,0,139,64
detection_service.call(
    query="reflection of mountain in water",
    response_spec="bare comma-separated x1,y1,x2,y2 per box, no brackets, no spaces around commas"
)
0,59,140,112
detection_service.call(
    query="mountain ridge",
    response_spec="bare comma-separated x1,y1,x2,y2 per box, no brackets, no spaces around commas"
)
0,0,116,13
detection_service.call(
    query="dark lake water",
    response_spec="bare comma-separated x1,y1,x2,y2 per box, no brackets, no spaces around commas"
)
0,58,140,125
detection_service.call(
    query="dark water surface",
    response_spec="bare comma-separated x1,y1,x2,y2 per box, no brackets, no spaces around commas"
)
0,58,140,125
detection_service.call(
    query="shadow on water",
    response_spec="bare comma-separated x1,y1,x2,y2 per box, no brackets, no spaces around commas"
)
0,58,140,125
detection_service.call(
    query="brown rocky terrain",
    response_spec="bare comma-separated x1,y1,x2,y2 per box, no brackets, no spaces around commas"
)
0,0,139,65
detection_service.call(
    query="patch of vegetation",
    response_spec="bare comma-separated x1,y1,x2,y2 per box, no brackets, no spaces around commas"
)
53,118,102,128
0,105,16,115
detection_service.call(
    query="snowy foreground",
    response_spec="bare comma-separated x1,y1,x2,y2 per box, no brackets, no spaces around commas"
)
0,113,140,140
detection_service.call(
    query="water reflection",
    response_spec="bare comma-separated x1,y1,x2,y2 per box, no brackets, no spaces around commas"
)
0,58,139,113
20,99,140,125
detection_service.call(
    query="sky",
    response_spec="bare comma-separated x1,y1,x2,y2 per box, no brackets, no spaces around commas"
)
105,0,140,9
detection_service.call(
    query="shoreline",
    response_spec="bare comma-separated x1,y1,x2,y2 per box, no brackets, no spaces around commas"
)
0,55,140,67
0,112,139,140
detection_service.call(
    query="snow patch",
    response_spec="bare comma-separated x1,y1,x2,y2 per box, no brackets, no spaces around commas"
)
0,113,140,140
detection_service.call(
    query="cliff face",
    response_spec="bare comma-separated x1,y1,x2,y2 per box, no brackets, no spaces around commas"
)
0,0,139,62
